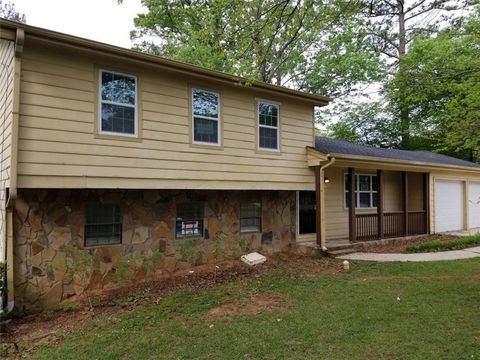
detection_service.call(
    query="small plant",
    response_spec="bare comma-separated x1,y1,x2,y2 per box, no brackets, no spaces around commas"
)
62,302,78,312
42,310,54,321
405,234,480,253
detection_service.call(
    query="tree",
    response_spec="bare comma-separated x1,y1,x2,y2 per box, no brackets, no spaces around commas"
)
121,0,384,97
394,11,480,161
0,0,26,22
326,0,473,150
361,0,472,149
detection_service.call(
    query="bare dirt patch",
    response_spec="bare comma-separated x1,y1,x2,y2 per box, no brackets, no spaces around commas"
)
207,292,286,319
358,234,459,253
1,254,343,349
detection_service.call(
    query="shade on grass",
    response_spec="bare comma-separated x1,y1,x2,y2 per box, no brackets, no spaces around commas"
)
33,259,480,360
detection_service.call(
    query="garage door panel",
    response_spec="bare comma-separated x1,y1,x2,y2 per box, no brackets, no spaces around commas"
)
434,180,464,233
469,182,480,228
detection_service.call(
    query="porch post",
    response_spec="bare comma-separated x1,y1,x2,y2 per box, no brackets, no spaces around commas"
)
348,167,356,242
402,171,409,236
314,166,322,247
423,172,430,234
377,169,384,239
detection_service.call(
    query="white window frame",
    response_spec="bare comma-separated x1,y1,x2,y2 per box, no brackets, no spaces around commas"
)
191,88,221,146
344,173,378,209
257,100,280,152
98,69,138,138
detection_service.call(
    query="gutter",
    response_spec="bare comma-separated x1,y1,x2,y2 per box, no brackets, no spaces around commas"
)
3,28,23,313
319,156,335,251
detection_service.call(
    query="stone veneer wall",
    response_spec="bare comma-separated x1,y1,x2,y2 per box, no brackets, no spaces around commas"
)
13,189,296,312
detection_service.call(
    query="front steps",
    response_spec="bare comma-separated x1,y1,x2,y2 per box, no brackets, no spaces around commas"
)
292,239,357,257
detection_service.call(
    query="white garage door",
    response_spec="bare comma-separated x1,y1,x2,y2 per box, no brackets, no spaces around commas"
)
469,182,480,229
435,180,464,232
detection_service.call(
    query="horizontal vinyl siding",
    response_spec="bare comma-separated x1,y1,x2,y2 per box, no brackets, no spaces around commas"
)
18,43,316,190
0,38,14,261
324,167,409,241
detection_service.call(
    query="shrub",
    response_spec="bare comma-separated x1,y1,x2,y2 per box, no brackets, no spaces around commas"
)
405,234,480,253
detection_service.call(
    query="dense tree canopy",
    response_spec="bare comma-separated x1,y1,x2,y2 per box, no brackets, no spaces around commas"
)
394,12,480,161
123,0,384,97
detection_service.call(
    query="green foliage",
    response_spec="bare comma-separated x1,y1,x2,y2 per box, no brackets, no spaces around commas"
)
62,302,78,312
112,258,130,284
124,0,383,96
389,12,480,162
177,239,202,264
323,101,399,147
405,234,480,253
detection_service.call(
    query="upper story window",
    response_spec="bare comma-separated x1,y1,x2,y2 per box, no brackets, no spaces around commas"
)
192,89,220,145
258,101,279,151
344,174,378,209
99,70,137,137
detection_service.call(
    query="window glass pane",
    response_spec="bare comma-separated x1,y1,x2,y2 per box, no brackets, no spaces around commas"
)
176,202,204,238
101,103,135,135
259,103,278,127
299,191,316,234
372,192,379,207
194,117,218,143
372,176,378,191
85,203,122,246
259,126,278,149
240,203,261,232
193,90,219,118
101,72,135,105
359,192,371,208
359,175,371,191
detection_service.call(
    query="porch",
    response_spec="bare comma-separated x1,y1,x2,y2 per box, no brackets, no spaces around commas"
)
347,169,429,243
302,152,431,250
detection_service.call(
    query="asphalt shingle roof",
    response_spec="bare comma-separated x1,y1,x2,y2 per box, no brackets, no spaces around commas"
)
315,137,480,169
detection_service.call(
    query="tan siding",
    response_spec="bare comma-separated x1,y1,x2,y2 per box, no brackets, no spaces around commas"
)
18,43,316,190
0,38,14,261
324,167,406,240
408,172,424,211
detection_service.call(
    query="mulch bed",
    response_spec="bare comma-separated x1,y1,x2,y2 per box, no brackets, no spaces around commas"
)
357,234,460,254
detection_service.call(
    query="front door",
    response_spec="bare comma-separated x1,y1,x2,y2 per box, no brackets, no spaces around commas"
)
299,191,316,234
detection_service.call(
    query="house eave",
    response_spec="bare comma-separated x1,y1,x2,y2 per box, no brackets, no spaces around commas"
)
0,19,331,107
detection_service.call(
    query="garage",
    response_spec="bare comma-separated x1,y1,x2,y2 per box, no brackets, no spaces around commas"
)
469,182,480,229
434,180,464,232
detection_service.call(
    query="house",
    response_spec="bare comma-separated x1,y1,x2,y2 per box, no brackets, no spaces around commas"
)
0,20,479,313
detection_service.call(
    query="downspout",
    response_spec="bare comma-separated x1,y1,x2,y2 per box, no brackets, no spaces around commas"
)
4,28,24,313
319,156,335,251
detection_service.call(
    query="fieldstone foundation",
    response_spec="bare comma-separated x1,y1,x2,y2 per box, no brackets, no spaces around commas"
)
13,189,296,312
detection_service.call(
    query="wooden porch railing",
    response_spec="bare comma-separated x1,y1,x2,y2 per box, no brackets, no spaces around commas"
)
408,210,427,235
356,211,426,242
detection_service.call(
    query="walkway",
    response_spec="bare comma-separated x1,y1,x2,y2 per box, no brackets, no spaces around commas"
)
338,246,480,262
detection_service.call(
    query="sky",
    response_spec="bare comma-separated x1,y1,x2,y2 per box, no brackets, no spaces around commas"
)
11,0,145,48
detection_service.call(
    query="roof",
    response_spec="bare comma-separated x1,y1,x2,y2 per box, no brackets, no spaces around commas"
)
315,137,480,169
0,19,331,106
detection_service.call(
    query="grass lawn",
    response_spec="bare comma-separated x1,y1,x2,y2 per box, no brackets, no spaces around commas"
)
31,258,480,360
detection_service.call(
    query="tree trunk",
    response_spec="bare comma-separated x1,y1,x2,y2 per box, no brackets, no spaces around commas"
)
397,1,410,149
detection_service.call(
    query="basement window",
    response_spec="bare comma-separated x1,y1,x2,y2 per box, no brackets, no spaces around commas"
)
99,70,137,136
85,203,122,246
176,202,205,239
240,202,262,233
